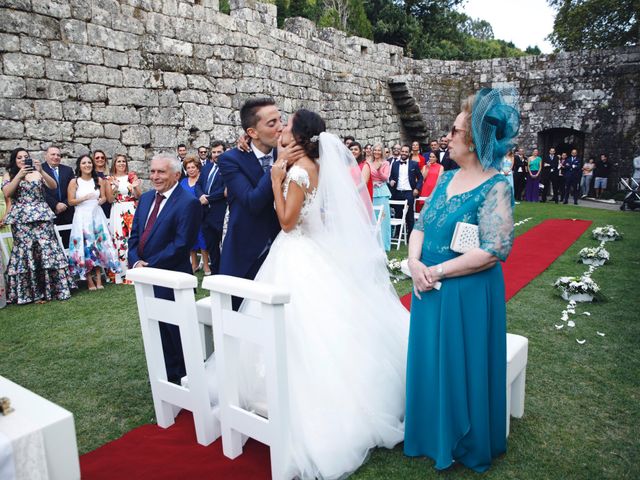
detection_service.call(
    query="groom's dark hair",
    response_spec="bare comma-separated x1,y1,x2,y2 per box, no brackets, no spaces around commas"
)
240,97,276,132
292,109,326,159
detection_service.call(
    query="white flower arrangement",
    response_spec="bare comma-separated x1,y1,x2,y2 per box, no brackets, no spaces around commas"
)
592,225,621,241
554,275,600,302
578,246,610,264
387,258,402,272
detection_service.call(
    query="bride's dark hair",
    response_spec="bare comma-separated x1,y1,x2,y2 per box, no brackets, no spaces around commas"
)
291,109,326,159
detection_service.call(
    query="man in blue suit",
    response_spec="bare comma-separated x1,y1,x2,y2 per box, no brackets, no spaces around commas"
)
562,148,582,205
389,144,423,235
195,140,227,275
128,153,201,383
41,145,75,247
218,97,302,310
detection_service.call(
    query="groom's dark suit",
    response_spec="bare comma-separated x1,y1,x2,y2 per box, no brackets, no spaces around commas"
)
218,147,280,309
128,183,201,382
195,160,227,274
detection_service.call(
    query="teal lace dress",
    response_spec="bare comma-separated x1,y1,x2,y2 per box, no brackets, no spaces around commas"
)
404,170,514,472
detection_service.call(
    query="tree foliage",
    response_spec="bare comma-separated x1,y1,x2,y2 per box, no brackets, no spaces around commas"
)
547,0,639,50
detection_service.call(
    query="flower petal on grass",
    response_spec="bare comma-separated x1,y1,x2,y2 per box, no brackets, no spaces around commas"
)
555,324,564,329
576,339,586,344
582,312,591,316
597,331,605,337
567,320,575,327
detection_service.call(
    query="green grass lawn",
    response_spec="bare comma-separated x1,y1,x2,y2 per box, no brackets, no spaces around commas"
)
2,203,639,479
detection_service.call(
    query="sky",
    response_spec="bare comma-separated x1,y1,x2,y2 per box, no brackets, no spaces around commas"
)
456,0,556,53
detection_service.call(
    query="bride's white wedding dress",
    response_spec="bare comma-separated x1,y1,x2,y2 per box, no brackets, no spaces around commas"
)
237,133,409,479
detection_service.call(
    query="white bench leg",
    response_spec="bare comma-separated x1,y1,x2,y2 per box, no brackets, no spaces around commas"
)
510,368,527,419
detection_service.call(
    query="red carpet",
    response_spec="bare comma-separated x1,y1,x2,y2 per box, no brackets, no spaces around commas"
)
82,219,591,479
399,218,592,310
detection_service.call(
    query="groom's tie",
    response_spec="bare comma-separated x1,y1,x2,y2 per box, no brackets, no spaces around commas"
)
260,155,273,173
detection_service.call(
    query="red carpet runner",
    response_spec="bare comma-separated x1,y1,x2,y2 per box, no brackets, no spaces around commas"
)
399,218,592,309
81,218,591,479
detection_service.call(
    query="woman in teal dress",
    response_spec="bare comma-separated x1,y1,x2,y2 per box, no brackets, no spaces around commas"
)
405,88,519,472
525,148,541,201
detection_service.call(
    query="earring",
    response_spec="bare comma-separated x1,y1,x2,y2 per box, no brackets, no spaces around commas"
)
469,145,475,152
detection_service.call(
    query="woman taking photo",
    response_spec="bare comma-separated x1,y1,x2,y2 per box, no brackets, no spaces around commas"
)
370,143,392,251
108,153,141,283
179,156,211,275
525,147,542,201
68,154,119,290
405,88,518,472
93,150,112,219
2,148,74,304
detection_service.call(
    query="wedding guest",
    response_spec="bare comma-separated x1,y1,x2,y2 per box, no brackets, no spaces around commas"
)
177,143,188,179
364,143,374,163
388,143,401,165
544,147,561,203
563,149,582,204
343,135,355,147
179,156,210,275
512,147,527,201
593,153,611,198
108,154,141,283
389,145,423,235
406,88,517,472
197,145,209,166
384,146,391,158
42,145,75,248
410,140,426,169
371,143,392,251
525,148,542,202
92,150,112,219
68,155,120,290
580,157,595,198
557,151,568,201
0,167,13,255
416,151,443,212
2,148,74,304
502,149,515,196
350,142,373,201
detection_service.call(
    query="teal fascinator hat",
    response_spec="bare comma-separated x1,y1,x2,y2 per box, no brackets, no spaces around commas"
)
471,88,520,171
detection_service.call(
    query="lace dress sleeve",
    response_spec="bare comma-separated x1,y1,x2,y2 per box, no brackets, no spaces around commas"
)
287,165,311,191
478,178,514,261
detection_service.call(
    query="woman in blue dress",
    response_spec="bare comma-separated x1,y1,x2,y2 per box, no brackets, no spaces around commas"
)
179,156,210,274
404,88,519,472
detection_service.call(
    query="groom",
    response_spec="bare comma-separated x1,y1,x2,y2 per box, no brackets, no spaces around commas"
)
218,98,285,309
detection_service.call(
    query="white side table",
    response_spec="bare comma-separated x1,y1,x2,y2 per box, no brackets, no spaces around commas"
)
0,376,80,480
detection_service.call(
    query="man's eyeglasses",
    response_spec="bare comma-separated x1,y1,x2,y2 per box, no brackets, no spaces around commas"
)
198,150,208,155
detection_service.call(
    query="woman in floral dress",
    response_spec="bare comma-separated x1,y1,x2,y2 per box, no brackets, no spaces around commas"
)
1,148,74,304
68,155,120,290
107,154,141,283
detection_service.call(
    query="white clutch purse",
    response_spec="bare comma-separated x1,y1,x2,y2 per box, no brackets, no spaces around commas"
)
450,222,480,253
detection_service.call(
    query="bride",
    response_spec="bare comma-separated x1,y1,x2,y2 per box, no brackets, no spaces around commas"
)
226,109,409,479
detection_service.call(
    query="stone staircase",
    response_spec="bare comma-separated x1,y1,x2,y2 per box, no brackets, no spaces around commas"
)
388,81,429,146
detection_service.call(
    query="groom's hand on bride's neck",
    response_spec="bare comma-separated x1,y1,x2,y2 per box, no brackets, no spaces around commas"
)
277,137,305,167
236,134,251,152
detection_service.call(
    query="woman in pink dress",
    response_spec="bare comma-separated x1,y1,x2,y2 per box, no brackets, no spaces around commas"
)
416,151,443,212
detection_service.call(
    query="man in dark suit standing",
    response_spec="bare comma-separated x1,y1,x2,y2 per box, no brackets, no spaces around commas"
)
541,147,559,203
563,148,582,205
389,145,423,236
42,145,75,247
438,135,458,171
218,97,301,310
195,140,227,276
512,147,527,201
128,153,201,383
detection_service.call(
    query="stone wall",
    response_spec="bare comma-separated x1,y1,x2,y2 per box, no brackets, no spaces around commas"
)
0,0,638,177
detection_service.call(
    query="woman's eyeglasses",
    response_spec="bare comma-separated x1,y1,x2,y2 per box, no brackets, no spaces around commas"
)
451,125,466,137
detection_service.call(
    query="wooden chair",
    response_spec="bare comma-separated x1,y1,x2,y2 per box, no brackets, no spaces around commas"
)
126,267,220,446
389,199,408,250
202,274,291,480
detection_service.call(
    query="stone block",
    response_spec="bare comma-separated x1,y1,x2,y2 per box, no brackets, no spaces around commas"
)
159,36,194,56
0,9,60,40
178,89,208,104
104,124,121,139
90,138,126,157
108,87,159,107
127,148,147,164
127,51,147,69
68,0,92,20
104,51,129,68
25,79,77,101
163,72,188,90
74,121,104,138
187,75,215,91
25,120,74,141
0,120,25,139
20,37,50,56
175,18,200,43
158,90,179,107
183,103,214,130
0,75,26,98
87,24,141,52
32,1,71,18
93,106,141,124
3,53,45,77
63,102,92,121
177,1,194,18
140,107,183,125
121,125,151,145
113,13,145,35
77,84,107,102
0,33,20,52
87,66,123,86
150,126,177,147
145,12,176,37
194,44,216,59
206,59,223,77
91,5,113,27
60,19,88,44
45,60,88,83
213,79,237,94
50,42,104,65
34,100,63,120
162,0,178,16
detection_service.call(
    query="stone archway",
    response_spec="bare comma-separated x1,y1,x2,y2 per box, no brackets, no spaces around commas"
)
537,128,586,156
